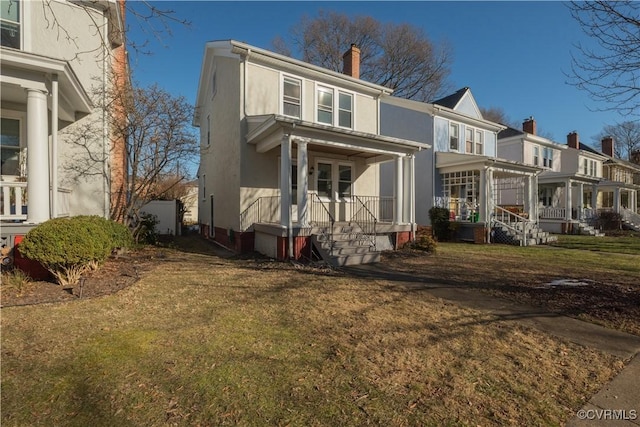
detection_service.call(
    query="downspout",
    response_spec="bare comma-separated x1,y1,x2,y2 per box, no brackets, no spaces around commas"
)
51,75,59,218
102,12,110,218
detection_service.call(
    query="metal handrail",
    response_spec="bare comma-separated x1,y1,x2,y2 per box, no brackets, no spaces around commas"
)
351,195,377,250
239,196,280,231
310,193,335,257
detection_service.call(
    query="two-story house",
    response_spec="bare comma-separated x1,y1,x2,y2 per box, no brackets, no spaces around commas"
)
498,120,606,235
381,88,550,245
1,0,128,251
194,40,428,265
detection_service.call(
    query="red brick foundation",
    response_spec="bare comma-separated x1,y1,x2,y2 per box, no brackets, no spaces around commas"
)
395,231,412,249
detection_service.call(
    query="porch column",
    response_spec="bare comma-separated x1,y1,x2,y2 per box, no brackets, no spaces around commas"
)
565,179,572,221
592,184,599,211
394,155,403,225
613,187,621,213
478,168,487,222
485,168,494,243
296,140,309,227
409,154,416,238
26,89,50,224
532,175,539,222
280,135,293,258
51,75,59,218
578,182,584,220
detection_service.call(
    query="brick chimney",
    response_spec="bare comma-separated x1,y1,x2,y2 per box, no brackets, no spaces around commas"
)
523,116,536,135
342,44,360,79
567,131,579,149
601,136,614,157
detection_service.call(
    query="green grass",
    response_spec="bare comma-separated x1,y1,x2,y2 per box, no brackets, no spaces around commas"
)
551,234,640,255
1,250,623,427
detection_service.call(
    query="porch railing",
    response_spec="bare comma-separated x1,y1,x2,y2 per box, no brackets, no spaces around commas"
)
351,195,377,250
493,205,530,246
539,207,566,220
310,193,335,256
239,195,280,231
0,181,27,221
352,195,394,223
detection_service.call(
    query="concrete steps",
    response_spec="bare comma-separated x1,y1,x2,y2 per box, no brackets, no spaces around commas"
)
493,222,557,246
312,223,380,267
622,219,640,232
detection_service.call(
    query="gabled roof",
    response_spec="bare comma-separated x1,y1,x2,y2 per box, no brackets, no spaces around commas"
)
497,127,524,139
432,87,469,109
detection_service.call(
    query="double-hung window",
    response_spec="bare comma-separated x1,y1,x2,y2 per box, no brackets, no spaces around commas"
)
1,0,20,49
465,128,474,154
450,123,459,151
583,158,588,175
317,86,333,125
283,77,302,119
589,160,596,177
475,130,483,155
0,117,21,175
533,146,540,166
338,92,352,128
543,147,553,169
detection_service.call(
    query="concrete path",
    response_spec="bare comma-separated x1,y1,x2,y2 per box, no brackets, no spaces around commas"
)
345,263,640,426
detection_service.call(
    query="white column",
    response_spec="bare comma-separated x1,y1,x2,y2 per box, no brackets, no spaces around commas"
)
394,155,403,224
532,175,539,222
409,154,416,239
280,135,292,258
296,140,309,227
485,168,494,243
26,89,50,224
565,179,572,221
578,182,584,220
592,184,599,210
614,187,621,213
51,75,59,219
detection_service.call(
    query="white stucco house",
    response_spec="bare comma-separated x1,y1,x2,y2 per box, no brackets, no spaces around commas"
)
380,88,554,245
194,40,429,265
1,0,128,253
498,121,640,234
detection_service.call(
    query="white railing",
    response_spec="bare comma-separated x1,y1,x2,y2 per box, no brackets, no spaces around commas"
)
622,208,640,225
493,205,531,246
0,182,73,221
582,208,596,220
0,181,27,221
539,207,566,219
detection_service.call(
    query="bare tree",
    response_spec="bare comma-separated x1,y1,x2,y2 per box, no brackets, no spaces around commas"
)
63,81,198,226
568,1,640,116
593,121,640,160
273,10,453,101
480,106,516,127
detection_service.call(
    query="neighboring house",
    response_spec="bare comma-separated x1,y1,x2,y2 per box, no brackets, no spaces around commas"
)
181,180,199,225
381,88,552,245
1,0,128,250
194,40,428,265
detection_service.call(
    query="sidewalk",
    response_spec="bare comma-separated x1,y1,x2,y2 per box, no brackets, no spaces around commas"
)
345,263,640,426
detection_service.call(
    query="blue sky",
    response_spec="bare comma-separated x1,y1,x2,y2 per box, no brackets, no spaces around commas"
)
127,1,622,149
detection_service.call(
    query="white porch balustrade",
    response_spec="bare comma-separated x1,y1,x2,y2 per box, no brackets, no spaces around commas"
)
0,182,72,221
539,207,566,219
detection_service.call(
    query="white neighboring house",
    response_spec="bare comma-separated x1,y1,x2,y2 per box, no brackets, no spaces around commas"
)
381,88,553,246
194,40,428,265
1,0,128,249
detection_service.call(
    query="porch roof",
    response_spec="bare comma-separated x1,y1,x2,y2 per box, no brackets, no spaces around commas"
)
538,172,602,185
0,49,93,122
246,114,430,160
436,152,542,175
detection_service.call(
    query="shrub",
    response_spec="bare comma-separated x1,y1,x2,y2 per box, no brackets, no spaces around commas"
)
18,216,116,286
596,211,622,231
1,268,31,294
411,232,438,254
133,213,159,244
429,206,451,241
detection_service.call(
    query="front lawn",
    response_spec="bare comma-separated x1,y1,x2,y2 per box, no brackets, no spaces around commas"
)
0,244,625,426
551,233,640,255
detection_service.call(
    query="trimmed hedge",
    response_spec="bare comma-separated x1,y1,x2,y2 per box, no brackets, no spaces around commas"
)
19,216,132,286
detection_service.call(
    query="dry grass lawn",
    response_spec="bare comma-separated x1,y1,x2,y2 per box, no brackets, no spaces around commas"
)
1,243,627,426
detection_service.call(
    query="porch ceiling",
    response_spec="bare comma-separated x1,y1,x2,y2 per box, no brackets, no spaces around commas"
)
246,114,429,160
436,151,541,176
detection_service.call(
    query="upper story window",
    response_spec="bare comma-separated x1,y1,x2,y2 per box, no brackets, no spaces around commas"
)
543,147,553,169
338,92,352,128
1,0,20,49
464,126,484,155
283,77,301,119
317,86,334,125
206,115,211,146
450,123,459,151
533,146,540,166
1,117,21,175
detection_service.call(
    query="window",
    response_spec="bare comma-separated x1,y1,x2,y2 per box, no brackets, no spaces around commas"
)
283,77,301,118
543,147,553,169
583,158,588,175
338,92,352,128
317,162,332,197
475,130,483,155
450,123,459,151
338,165,352,198
291,164,297,205
206,115,210,146
1,0,20,49
590,160,596,177
317,86,333,125
465,128,473,153
1,117,20,175
533,146,540,166
202,174,206,201
211,70,217,98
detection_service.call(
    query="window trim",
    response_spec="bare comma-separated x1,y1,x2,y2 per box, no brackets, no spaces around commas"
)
449,123,459,151
315,158,355,201
1,0,21,50
533,145,540,167
282,75,302,119
1,109,26,178
314,83,355,129
337,91,353,129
